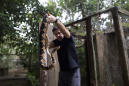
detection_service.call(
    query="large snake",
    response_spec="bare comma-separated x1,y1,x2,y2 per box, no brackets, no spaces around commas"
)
39,12,58,70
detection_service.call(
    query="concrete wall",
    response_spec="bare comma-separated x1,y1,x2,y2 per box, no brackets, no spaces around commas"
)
0,77,30,86
94,32,125,86
47,25,59,86
40,25,59,86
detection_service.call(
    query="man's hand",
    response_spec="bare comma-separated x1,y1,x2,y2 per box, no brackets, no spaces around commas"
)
46,14,56,23
46,14,71,38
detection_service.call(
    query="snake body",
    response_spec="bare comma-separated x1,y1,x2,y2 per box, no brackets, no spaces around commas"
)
39,13,57,70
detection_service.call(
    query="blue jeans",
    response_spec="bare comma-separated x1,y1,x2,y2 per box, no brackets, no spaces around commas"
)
58,68,81,86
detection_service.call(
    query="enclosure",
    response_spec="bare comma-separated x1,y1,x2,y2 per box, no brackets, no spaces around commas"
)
39,7,129,86
0,6,129,86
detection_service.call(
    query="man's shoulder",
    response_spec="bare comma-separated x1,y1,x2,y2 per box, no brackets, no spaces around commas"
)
64,34,73,40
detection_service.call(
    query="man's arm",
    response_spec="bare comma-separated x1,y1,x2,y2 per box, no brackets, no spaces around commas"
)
56,20,70,38
49,41,55,49
47,15,70,38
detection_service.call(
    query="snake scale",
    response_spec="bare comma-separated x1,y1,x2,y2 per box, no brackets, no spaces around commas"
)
39,12,57,70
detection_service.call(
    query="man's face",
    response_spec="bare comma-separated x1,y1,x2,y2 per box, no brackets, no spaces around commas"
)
53,29,64,41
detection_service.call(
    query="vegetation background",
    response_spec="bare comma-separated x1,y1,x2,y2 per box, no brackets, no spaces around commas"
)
0,0,129,86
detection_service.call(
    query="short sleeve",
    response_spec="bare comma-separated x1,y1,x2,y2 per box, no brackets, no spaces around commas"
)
64,34,74,41
53,39,61,47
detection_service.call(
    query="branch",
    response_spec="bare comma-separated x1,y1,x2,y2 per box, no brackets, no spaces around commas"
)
76,44,84,48
71,32,86,39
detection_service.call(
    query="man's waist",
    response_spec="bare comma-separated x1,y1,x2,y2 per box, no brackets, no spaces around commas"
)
60,66,79,72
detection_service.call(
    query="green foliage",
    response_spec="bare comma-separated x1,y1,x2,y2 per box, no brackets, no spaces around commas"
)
27,72,39,86
0,55,10,68
0,0,129,86
76,46,86,86
122,22,129,27
0,0,62,85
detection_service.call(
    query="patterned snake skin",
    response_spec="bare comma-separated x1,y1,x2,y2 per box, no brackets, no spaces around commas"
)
39,12,58,70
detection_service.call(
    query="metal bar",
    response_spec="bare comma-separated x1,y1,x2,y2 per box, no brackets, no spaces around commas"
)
65,7,114,27
85,18,91,86
118,8,129,17
85,17,97,86
0,53,22,56
111,7,129,86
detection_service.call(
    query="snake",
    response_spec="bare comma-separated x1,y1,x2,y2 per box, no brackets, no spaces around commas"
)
39,12,58,70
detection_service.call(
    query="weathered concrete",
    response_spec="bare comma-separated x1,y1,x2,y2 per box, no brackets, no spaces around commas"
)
0,77,30,86
47,25,59,86
40,25,59,86
94,32,126,86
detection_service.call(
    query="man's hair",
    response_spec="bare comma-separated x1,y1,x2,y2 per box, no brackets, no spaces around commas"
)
52,27,59,32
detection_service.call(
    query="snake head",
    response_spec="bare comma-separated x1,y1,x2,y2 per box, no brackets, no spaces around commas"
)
40,11,46,17
40,11,49,22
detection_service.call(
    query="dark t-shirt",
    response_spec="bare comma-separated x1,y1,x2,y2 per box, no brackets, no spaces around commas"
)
53,35,79,71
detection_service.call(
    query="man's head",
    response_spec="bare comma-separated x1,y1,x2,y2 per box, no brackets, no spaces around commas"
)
52,27,64,41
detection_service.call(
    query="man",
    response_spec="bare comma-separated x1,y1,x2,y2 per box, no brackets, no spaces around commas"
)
46,14,81,86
